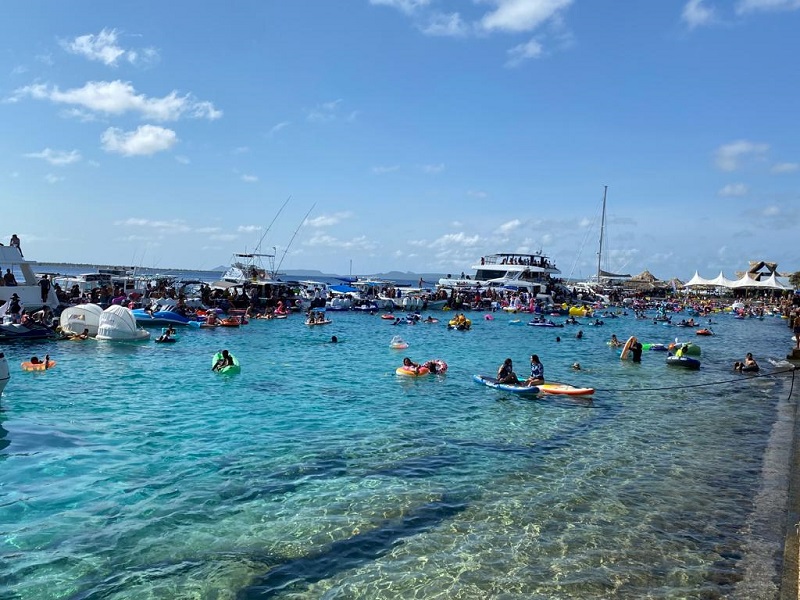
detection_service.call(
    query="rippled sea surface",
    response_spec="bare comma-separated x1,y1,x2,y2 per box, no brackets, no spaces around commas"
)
1,308,797,599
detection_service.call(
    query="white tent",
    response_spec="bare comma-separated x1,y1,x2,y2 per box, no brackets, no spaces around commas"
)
59,303,104,336
730,273,791,290
96,305,150,341
684,271,735,288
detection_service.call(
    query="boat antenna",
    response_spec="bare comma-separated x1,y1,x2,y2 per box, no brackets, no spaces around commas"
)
274,203,315,277
254,195,292,255
596,185,608,285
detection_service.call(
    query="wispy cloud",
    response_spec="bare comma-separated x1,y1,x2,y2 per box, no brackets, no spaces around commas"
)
11,65,28,76
736,0,800,15
481,0,573,33
269,121,291,136
175,155,190,164
682,0,716,29
369,0,431,16
116,217,191,233
430,232,482,248
506,38,544,67
421,163,445,173
772,162,799,173
718,183,749,196
372,165,400,174
237,225,262,233
306,99,344,123
241,174,259,183
421,12,468,36
24,148,82,166
467,190,488,199
714,139,769,171
101,125,178,156
496,219,522,233
11,80,222,121
305,232,378,250
305,212,353,228
61,28,160,67
45,173,64,184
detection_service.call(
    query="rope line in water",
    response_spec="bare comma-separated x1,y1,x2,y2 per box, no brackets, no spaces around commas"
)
594,366,797,394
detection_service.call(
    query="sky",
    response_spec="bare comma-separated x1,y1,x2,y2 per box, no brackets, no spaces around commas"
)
2,0,799,281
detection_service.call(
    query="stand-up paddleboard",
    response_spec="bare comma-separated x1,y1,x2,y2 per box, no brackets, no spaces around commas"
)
0,352,9,396
620,336,636,360
473,374,539,395
538,382,595,396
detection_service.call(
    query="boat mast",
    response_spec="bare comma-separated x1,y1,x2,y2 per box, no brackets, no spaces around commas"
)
273,203,316,278
596,185,608,285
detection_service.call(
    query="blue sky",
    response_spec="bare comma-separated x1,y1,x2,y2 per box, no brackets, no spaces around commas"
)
2,0,799,280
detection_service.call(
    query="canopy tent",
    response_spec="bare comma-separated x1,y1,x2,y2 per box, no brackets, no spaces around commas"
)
685,270,791,291
730,272,792,290
684,271,735,288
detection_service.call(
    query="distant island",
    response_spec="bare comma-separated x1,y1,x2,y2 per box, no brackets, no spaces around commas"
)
35,262,446,283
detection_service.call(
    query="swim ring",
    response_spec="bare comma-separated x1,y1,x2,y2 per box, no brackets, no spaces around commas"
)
389,336,409,349
21,360,56,371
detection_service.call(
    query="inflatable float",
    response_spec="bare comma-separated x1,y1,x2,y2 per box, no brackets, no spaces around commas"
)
21,359,56,371
212,352,241,374
666,355,701,370
389,336,409,349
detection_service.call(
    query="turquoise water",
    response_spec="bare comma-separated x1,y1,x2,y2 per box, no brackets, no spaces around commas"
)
1,309,796,599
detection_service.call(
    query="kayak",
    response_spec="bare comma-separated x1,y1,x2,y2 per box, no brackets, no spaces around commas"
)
539,382,595,396
472,374,539,395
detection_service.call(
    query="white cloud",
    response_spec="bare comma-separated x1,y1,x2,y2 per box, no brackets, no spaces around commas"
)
369,0,431,15
12,80,222,121
422,163,445,173
237,225,262,233
269,121,291,136
195,227,221,234
736,0,800,14
210,233,238,241
481,0,573,33
24,148,82,166
305,212,353,228
241,174,259,183
422,12,468,36
45,173,64,184
506,38,544,67
175,155,191,164
305,232,378,250
430,232,482,248
116,218,191,233
11,65,28,76
61,28,160,67
467,190,488,199
306,99,343,123
233,146,250,154
101,125,178,156
772,162,799,173
718,183,749,196
496,219,522,233
372,165,400,174
682,0,716,29
714,139,769,171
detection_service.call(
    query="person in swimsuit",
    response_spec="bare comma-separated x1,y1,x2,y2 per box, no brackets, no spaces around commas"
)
496,358,519,384
524,354,544,387
212,350,234,371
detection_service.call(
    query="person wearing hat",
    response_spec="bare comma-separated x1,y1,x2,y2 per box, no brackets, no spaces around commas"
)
7,293,22,323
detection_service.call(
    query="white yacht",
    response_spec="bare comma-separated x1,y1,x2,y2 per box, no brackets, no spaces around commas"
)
0,246,58,310
438,252,561,297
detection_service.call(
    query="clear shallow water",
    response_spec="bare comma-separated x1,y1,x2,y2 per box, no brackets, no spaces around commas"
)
1,310,796,599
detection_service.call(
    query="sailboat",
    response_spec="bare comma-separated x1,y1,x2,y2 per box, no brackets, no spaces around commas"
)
590,186,631,290
566,186,631,300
